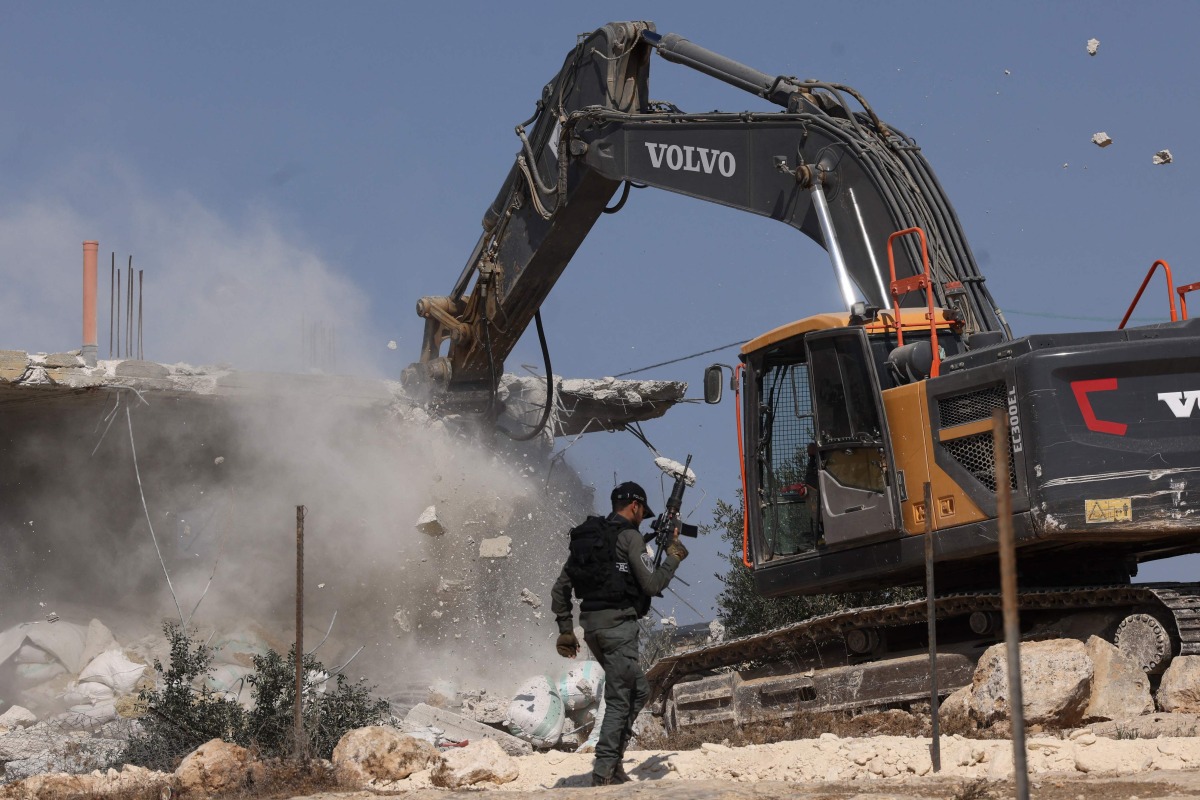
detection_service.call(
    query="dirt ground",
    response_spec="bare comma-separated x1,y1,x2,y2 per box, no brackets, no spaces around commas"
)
294,769,1200,800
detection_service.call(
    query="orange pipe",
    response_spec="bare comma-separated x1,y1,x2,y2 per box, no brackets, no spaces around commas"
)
1118,260,1176,329
886,227,941,378
82,241,98,365
734,363,752,569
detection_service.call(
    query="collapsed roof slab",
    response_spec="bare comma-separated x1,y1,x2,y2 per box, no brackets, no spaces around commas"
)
0,351,687,435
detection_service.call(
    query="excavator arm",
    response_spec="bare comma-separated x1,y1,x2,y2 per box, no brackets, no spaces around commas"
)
403,21,1008,405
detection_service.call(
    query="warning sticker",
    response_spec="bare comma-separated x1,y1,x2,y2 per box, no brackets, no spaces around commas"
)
1085,498,1132,523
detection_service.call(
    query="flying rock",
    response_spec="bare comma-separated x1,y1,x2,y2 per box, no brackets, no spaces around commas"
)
416,505,446,536
480,536,512,559
1092,132,1113,148
1087,38,1100,56
1153,149,1174,165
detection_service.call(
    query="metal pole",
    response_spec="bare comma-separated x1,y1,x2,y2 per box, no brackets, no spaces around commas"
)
295,505,306,759
115,268,121,359
126,260,133,358
993,410,1028,800
808,183,859,311
923,481,940,773
109,253,115,359
138,270,144,361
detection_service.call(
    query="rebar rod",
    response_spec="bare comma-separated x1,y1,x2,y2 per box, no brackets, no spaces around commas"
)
923,481,940,772
993,410,1029,800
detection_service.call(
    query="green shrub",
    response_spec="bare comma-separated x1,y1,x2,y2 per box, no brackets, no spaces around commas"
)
121,623,246,771
120,623,390,769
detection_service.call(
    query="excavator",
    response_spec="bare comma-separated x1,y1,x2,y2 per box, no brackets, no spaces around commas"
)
404,21,1200,731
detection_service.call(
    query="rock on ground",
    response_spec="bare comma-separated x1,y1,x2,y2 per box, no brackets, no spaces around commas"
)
0,764,169,799
1157,655,1200,712
0,706,36,732
971,639,1092,727
431,738,519,788
332,726,438,786
1085,635,1154,720
174,738,264,799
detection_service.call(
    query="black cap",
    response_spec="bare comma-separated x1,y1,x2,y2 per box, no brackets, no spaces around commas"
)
611,481,654,517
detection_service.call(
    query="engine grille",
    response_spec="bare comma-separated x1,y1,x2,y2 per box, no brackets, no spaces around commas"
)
937,384,1007,428
941,430,1018,491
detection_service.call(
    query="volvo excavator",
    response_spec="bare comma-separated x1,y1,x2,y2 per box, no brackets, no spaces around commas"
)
404,21,1200,731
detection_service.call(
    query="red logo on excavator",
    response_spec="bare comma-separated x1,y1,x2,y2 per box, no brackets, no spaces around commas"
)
1070,378,1127,436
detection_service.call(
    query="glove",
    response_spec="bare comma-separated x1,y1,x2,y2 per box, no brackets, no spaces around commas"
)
556,632,580,658
666,539,689,561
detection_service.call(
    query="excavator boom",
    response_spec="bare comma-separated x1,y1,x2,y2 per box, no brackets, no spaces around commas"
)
404,22,1007,404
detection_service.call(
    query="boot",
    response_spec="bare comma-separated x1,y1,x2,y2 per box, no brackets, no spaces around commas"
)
612,764,633,783
591,774,617,787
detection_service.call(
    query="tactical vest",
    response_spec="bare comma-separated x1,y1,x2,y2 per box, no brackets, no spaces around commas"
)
564,515,649,616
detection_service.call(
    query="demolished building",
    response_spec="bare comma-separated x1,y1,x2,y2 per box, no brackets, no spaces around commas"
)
0,243,688,739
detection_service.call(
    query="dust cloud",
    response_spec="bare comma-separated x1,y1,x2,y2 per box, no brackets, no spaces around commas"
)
0,174,596,713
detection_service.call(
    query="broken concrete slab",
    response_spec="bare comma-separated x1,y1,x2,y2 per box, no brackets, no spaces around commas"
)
44,352,82,368
402,702,532,756
114,360,171,379
1092,131,1113,148
519,588,542,609
1087,38,1100,56
416,505,445,536
479,536,512,559
1154,149,1174,165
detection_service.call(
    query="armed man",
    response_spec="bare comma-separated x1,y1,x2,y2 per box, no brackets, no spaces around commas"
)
550,481,689,786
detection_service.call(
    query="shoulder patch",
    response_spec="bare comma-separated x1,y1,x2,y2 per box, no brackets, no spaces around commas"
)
640,552,655,571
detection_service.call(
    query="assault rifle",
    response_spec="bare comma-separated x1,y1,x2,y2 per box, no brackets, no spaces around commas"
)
647,454,699,569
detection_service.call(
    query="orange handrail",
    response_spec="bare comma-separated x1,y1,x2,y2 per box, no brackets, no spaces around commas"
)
1118,259,1176,329
1177,281,1200,320
734,363,752,569
886,227,941,378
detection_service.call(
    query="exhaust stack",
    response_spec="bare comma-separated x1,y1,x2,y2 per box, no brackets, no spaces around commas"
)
82,241,98,366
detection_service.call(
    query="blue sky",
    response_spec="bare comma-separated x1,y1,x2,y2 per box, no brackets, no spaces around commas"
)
3,2,1198,622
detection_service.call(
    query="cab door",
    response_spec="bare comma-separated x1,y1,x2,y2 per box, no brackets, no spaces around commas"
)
804,328,901,547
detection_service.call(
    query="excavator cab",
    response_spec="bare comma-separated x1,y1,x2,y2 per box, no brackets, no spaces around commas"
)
736,315,911,574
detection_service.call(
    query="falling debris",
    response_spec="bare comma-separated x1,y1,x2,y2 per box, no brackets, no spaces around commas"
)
654,456,697,486
1087,38,1100,56
1004,69,1011,76
519,588,542,609
479,536,512,559
1153,149,1174,165
1092,132,1113,148
387,340,398,350
317,582,326,589
416,505,446,536
45,612,60,624
707,619,727,644
1062,163,1069,169
213,456,225,465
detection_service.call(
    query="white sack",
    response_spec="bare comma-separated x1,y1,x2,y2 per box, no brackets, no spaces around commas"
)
557,661,604,711
77,649,147,695
507,675,565,749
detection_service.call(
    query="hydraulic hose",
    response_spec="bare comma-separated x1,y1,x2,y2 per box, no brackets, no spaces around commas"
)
498,310,555,442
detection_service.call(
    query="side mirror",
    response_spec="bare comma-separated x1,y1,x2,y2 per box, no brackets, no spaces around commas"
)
703,364,725,404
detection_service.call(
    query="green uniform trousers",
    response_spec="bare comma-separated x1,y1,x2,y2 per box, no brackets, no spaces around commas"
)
584,618,648,780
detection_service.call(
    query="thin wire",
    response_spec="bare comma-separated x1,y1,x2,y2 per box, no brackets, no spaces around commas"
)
613,340,748,378
127,405,184,626
306,611,338,656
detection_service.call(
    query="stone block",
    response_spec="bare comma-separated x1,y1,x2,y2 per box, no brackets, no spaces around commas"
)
403,702,531,756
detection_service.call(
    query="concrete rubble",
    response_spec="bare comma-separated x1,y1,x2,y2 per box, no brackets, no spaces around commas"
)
1157,655,1200,712
1091,131,1113,148
403,703,531,756
1154,149,1174,165
1087,38,1100,56
430,738,519,788
332,725,438,786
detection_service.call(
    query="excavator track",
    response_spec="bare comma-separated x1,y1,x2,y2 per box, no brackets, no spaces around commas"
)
648,583,1200,731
